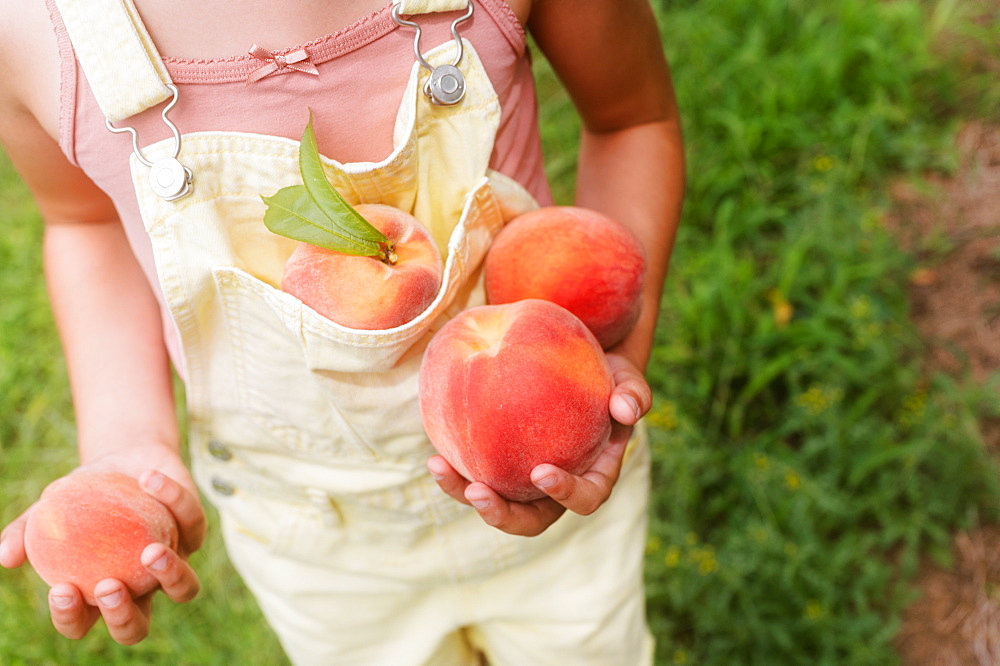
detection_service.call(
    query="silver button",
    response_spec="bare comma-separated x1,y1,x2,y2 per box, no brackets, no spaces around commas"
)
211,476,236,496
425,65,466,105
148,157,192,201
208,440,233,461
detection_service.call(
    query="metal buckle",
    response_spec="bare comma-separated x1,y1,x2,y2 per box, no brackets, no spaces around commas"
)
391,1,474,106
105,84,193,201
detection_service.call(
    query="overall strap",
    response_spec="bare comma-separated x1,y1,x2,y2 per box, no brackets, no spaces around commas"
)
54,0,470,122
52,0,172,122
395,0,471,13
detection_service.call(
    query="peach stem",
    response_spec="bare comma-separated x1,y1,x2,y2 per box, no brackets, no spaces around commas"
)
379,242,398,266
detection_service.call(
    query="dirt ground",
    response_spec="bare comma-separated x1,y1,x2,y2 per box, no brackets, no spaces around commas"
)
886,121,1000,665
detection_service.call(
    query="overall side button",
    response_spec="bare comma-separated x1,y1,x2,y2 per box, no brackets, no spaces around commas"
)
207,440,233,461
211,476,236,496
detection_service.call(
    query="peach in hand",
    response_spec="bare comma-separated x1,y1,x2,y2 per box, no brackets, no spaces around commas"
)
419,299,614,502
24,471,179,605
282,203,443,329
484,206,646,349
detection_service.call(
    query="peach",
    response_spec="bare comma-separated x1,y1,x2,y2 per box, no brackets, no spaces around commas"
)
282,203,442,329
484,206,646,349
24,471,179,605
419,299,614,502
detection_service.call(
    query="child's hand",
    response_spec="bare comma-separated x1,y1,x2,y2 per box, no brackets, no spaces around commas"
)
428,352,651,537
0,453,205,645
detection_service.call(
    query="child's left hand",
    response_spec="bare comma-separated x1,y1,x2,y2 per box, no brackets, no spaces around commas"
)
427,352,651,536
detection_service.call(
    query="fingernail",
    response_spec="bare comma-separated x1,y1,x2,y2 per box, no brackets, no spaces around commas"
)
98,590,123,608
469,499,490,510
625,395,641,421
141,471,164,492
148,555,168,572
50,594,74,609
534,475,557,489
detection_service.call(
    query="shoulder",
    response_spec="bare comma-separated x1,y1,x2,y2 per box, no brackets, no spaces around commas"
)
524,0,673,131
501,0,530,26
0,2,116,223
0,0,62,139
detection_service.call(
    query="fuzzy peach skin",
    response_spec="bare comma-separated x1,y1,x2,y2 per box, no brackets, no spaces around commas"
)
419,299,615,502
484,205,647,349
282,203,442,330
24,471,179,606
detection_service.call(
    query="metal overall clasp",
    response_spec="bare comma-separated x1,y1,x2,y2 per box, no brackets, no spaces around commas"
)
105,85,193,201
391,1,474,106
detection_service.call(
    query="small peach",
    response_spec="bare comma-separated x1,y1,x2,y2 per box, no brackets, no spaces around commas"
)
24,471,179,605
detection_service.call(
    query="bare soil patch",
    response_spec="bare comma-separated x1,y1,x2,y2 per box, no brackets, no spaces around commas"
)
887,121,1000,664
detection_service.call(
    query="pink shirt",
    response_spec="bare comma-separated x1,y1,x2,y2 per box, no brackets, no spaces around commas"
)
47,0,552,368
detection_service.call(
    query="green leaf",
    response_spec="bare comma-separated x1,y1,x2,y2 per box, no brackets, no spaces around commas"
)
298,113,387,245
260,112,389,256
262,185,382,256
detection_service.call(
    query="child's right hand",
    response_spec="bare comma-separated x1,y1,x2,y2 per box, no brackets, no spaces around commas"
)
0,459,205,645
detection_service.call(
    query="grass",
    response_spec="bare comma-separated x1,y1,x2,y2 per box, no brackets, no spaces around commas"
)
2,1,1000,664
628,0,1000,663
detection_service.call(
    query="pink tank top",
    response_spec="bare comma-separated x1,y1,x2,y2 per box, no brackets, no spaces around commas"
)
46,0,552,368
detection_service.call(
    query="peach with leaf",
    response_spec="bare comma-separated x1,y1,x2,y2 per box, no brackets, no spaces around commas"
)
263,115,442,330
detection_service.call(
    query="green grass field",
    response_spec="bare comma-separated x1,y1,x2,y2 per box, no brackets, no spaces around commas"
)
3,1,1000,664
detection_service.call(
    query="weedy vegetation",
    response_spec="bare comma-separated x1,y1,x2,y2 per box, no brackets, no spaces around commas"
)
2,0,999,663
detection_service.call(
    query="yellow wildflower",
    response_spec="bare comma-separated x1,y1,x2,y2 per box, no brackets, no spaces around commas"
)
812,155,834,172
849,294,873,320
647,400,679,430
753,452,771,470
767,288,794,328
689,545,719,575
795,385,842,416
897,390,927,427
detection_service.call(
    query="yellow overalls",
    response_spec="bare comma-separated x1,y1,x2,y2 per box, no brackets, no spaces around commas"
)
53,0,653,663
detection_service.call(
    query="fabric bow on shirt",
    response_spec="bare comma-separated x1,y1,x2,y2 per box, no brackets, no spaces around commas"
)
246,44,320,85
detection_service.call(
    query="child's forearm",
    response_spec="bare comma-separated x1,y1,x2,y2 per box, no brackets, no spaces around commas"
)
43,218,181,464
575,116,686,373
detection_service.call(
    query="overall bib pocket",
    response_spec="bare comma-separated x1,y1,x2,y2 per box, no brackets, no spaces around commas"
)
210,177,506,460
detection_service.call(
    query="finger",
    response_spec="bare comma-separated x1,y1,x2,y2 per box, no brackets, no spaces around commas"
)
427,456,473,505
609,376,652,427
606,355,653,426
48,583,101,640
464,483,565,537
94,579,151,646
139,470,206,555
531,438,628,516
141,542,200,604
0,512,29,569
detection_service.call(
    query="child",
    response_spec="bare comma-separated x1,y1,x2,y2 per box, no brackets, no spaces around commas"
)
0,0,684,663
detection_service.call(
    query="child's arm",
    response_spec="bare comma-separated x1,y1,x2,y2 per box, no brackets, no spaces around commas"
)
0,51,204,644
429,0,684,535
